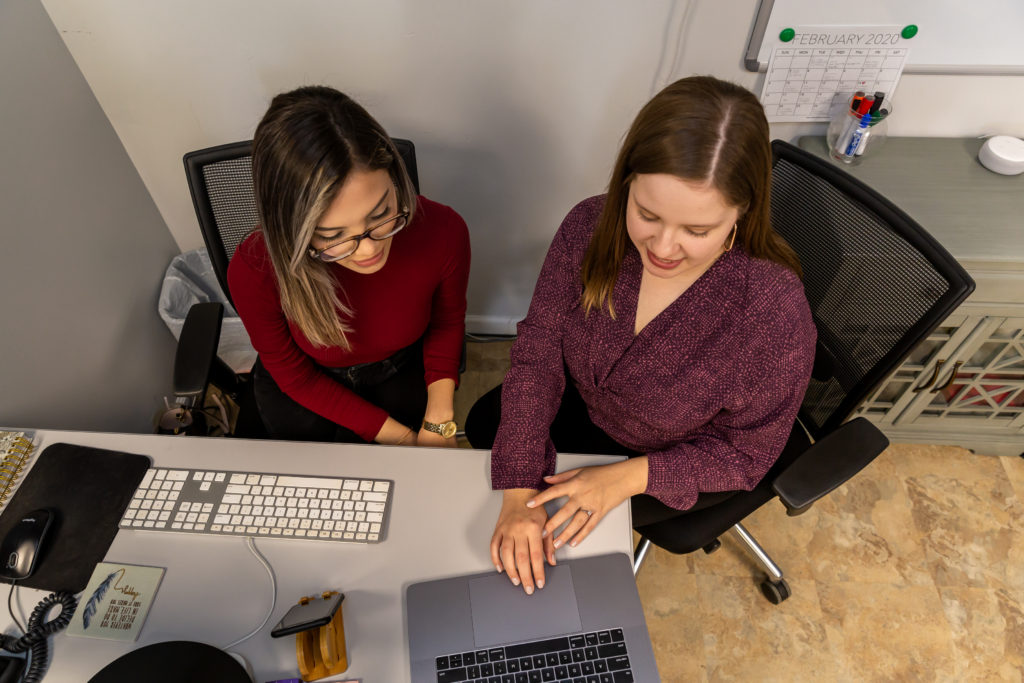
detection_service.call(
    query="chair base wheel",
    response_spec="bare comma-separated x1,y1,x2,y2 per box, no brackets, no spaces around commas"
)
760,578,791,604
702,539,721,554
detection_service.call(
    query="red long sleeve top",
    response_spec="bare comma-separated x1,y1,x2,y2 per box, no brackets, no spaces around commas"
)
227,196,470,441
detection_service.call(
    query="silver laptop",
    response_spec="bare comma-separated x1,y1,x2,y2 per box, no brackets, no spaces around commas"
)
406,552,659,682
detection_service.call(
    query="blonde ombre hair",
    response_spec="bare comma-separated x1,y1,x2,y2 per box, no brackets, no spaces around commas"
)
252,86,417,349
581,76,801,318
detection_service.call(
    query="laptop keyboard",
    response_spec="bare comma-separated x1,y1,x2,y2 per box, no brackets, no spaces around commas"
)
434,628,634,682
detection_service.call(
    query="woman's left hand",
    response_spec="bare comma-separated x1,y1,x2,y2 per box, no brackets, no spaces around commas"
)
416,427,457,448
526,458,648,550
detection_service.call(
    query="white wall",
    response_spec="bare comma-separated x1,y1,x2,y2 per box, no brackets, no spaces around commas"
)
41,0,1024,333
1,0,180,433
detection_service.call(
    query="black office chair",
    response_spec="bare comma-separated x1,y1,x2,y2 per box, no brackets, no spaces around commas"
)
171,138,420,436
632,140,975,603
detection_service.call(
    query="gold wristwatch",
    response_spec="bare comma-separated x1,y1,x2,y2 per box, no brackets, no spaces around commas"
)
421,419,458,439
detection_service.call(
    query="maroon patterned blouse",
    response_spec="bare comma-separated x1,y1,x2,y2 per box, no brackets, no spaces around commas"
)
491,195,816,510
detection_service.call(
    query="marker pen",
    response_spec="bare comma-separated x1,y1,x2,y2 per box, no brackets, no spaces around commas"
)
845,112,872,156
855,92,886,156
850,90,865,112
835,95,874,158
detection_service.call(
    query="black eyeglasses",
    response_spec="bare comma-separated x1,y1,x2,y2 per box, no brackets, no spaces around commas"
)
307,211,409,262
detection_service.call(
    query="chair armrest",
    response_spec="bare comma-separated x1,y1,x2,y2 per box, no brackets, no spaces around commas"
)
173,302,223,402
772,417,889,516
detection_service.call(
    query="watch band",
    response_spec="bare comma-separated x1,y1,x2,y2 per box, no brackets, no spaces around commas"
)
421,419,458,439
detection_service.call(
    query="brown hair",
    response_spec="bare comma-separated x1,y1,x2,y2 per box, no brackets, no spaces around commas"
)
252,85,417,349
580,76,801,317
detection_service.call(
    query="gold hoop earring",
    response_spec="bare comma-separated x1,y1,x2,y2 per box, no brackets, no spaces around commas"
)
724,223,737,252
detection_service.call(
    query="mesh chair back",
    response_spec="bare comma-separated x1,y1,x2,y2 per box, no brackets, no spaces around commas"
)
769,141,974,439
183,138,420,308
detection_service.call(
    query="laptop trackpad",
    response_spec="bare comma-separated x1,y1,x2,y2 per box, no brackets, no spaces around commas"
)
468,564,583,647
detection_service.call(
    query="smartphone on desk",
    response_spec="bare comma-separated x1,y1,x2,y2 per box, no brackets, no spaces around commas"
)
270,592,344,638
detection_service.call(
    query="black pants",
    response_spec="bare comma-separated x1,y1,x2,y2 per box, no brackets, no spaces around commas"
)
465,380,736,526
252,341,427,443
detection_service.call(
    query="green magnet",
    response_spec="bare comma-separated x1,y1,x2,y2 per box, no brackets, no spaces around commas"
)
779,28,796,42
901,25,918,39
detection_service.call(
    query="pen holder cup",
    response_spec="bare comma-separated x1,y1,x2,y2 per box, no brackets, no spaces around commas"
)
827,102,892,165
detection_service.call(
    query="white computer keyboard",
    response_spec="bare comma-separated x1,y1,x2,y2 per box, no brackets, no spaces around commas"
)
119,467,394,544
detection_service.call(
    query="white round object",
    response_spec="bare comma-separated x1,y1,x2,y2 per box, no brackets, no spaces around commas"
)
978,135,1024,175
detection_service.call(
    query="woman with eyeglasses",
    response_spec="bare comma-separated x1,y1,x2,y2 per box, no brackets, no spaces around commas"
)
228,86,470,447
466,76,816,594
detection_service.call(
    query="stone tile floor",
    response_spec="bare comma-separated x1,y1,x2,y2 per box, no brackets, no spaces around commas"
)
455,340,1024,682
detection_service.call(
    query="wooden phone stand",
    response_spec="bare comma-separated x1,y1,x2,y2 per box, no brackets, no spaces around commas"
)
295,591,348,682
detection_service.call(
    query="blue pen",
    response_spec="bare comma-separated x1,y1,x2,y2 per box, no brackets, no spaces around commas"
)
844,112,872,156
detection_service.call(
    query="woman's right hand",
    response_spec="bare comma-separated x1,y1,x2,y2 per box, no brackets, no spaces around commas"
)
491,488,555,595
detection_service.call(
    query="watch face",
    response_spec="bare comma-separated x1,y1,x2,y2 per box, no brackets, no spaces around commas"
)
441,422,457,439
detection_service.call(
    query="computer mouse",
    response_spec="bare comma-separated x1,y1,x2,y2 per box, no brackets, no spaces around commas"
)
0,508,54,580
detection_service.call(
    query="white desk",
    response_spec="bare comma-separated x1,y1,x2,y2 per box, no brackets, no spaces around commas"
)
2,430,632,682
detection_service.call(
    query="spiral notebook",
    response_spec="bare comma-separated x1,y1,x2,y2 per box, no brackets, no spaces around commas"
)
0,430,36,509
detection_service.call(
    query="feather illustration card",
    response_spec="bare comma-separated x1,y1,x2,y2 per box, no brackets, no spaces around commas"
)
66,562,165,642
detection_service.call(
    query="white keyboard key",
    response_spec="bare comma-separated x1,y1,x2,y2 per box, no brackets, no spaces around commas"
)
329,490,339,499
356,532,366,540
259,527,271,534
202,503,213,513
200,482,211,492
332,531,344,539
169,492,180,501
312,520,323,530
242,516,254,526
254,516,266,526
218,504,230,514
295,529,307,537
164,501,176,511
172,522,182,530
173,481,184,491
140,469,156,488
370,523,381,533
271,528,282,535
124,509,136,519
373,481,390,492
246,526,258,534
332,511,344,521
192,472,204,481
242,495,253,505
355,512,366,522
225,484,249,495
273,486,284,496
133,520,144,527
222,494,241,504
288,519,300,529
359,480,373,491
144,521,155,528
230,474,246,484
154,469,167,480
363,492,388,502
245,474,260,485
283,529,294,536
198,514,209,523
368,533,379,541
343,480,358,490
260,475,276,486
317,489,329,499
204,471,215,481
223,525,234,532
355,502,366,511
186,512,198,523
141,500,153,510
340,491,352,500
175,512,187,522
214,472,226,482
324,521,335,530
343,532,354,540
299,519,312,530
161,480,173,490
180,502,192,512
229,504,240,515
241,505,252,515
147,510,160,521
210,524,222,532
167,470,189,481
183,523,194,530
367,512,383,522
157,491,168,500
352,492,362,501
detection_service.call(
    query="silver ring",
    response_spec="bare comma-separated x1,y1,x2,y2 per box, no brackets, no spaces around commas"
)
580,509,593,517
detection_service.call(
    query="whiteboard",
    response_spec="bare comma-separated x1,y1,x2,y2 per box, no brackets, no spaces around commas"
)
745,0,1024,74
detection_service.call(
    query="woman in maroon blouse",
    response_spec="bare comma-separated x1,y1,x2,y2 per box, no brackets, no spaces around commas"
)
466,76,816,594
228,86,470,447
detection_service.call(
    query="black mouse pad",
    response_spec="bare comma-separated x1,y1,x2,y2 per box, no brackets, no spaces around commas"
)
0,443,150,593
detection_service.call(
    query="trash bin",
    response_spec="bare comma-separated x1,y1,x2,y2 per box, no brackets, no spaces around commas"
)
158,249,257,373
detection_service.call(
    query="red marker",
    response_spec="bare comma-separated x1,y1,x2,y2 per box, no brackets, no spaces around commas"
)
850,90,865,112
857,96,874,116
